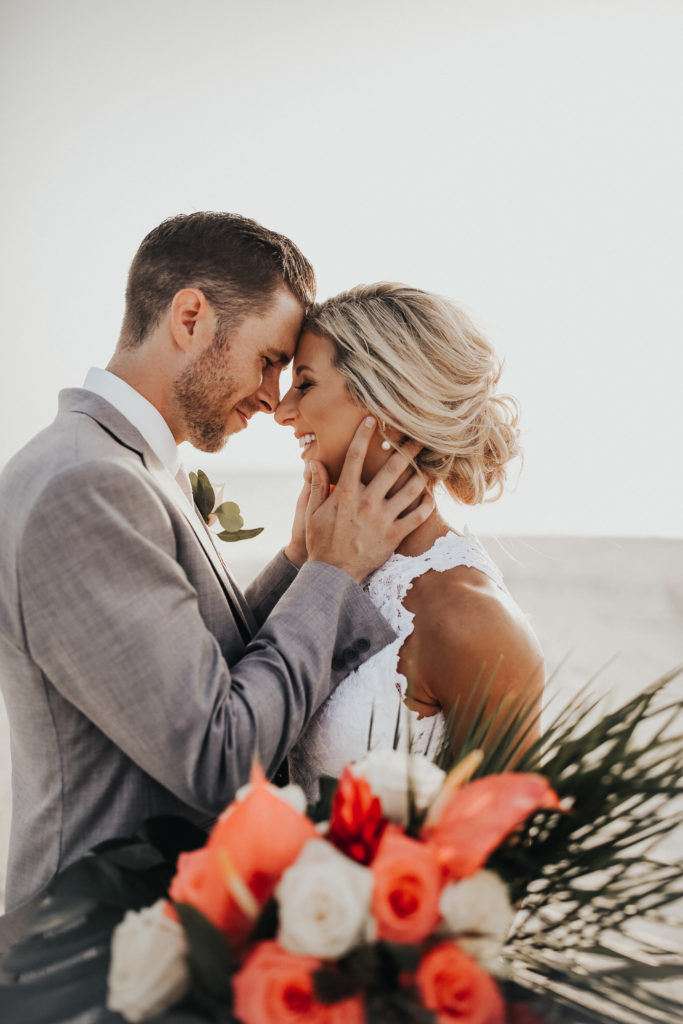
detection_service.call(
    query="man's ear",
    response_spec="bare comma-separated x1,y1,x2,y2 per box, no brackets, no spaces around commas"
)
170,288,211,353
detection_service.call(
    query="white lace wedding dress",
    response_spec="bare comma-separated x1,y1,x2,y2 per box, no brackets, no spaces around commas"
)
289,528,509,802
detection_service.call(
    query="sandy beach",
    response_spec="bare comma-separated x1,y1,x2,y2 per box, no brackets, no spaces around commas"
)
1,534,681,912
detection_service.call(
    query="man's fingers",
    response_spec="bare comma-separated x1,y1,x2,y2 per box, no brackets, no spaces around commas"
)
389,492,436,542
335,417,376,489
306,461,329,518
367,439,422,498
385,471,429,517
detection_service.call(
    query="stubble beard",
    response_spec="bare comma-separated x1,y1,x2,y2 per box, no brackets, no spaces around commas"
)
173,329,237,453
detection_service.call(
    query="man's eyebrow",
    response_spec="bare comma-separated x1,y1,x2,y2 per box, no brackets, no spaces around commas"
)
269,349,293,366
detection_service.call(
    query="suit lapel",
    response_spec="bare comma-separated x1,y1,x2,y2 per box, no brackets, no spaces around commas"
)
176,492,255,642
60,388,255,642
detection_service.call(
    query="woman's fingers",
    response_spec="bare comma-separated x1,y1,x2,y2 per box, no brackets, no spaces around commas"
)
305,460,330,519
334,417,377,491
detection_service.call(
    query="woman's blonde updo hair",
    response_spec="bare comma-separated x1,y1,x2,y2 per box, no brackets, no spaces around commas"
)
303,283,521,505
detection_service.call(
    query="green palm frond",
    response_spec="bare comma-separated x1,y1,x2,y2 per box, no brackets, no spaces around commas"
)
477,666,683,1024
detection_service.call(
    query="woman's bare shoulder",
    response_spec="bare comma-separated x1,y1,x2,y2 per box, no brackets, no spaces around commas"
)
406,563,545,711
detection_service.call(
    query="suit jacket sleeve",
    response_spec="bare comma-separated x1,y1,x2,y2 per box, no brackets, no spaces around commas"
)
18,461,395,816
244,550,299,627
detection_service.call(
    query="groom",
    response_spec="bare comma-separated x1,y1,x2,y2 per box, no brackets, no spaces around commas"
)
0,212,432,925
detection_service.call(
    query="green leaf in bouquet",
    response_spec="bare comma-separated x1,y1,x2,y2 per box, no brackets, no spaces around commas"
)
174,902,236,1021
216,526,264,543
249,896,279,943
313,962,362,1004
309,774,338,823
215,501,244,533
191,469,216,523
135,814,209,862
365,988,438,1023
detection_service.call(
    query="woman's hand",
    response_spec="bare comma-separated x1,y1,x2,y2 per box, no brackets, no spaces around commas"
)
283,466,312,569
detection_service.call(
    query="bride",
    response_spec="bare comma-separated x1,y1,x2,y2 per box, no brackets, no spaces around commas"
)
275,283,544,801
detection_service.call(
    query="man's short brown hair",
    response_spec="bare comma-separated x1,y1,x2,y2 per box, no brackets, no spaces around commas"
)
120,211,316,348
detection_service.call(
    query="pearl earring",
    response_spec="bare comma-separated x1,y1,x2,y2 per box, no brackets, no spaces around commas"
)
380,420,391,451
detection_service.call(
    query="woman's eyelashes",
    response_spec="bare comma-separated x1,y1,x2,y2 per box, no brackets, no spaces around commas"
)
293,380,314,393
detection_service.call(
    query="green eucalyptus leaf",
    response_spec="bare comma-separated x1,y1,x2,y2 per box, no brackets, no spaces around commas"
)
192,469,215,522
214,502,244,532
216,527,264,543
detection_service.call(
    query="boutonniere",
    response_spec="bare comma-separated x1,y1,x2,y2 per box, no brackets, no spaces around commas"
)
189,469,264,543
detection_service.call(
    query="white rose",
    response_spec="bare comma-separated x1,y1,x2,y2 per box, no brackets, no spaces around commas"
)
351,748,446,824
439,870,514,977
106,899,190,1022
275,839,373,958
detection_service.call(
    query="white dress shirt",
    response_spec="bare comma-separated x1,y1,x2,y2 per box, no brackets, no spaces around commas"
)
83,367,192,506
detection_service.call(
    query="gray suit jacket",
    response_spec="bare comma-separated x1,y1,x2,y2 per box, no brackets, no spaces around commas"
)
0,389,394,910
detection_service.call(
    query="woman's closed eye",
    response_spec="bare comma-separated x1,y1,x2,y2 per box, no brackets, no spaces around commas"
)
294,380,314,393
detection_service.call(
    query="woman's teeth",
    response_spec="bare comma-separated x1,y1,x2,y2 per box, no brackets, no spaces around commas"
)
299,433,316,449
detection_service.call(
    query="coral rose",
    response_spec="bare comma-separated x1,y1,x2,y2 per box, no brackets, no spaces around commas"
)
371,825,442,943
232,941,364,1024
423,773,560,880
416,941,505,1024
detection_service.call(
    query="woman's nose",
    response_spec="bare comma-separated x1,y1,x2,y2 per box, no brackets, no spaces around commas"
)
274,386,296,426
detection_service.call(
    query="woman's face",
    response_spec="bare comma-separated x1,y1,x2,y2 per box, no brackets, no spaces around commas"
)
275,331,386,484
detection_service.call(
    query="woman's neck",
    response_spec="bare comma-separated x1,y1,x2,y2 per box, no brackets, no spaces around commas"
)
395,506,450,558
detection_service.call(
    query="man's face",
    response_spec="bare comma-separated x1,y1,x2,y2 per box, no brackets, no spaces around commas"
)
173,288,303,451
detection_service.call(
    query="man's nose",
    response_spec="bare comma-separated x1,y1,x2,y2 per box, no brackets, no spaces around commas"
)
255,368,282,414
274,387,296,425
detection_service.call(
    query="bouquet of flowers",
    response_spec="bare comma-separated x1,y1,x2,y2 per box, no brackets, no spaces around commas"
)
106,754,559,1024
1,670,682,1024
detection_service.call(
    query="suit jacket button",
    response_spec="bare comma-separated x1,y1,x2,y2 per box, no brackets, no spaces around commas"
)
332,655,346,671
342,646,360,667
355,638,371,653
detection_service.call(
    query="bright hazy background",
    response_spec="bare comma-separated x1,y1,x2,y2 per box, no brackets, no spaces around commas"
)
1,0,681,536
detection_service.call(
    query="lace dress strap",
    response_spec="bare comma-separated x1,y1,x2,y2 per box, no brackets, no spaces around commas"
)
363,528,508,648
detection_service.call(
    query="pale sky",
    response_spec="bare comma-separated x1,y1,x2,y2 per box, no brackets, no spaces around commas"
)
1,0,681,535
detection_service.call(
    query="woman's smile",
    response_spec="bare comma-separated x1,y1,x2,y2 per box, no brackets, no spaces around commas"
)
296,432,317,455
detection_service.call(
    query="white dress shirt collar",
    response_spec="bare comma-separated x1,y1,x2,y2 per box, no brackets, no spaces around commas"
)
83,367,181,478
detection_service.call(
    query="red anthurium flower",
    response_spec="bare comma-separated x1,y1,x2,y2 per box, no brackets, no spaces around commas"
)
327,766,387,865
422,773,560,880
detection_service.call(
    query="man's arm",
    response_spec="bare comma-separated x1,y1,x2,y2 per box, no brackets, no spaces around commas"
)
18,460,394,816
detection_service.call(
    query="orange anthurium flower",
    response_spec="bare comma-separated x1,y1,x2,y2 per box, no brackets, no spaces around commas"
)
422,773,560,881
169,763,317,944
